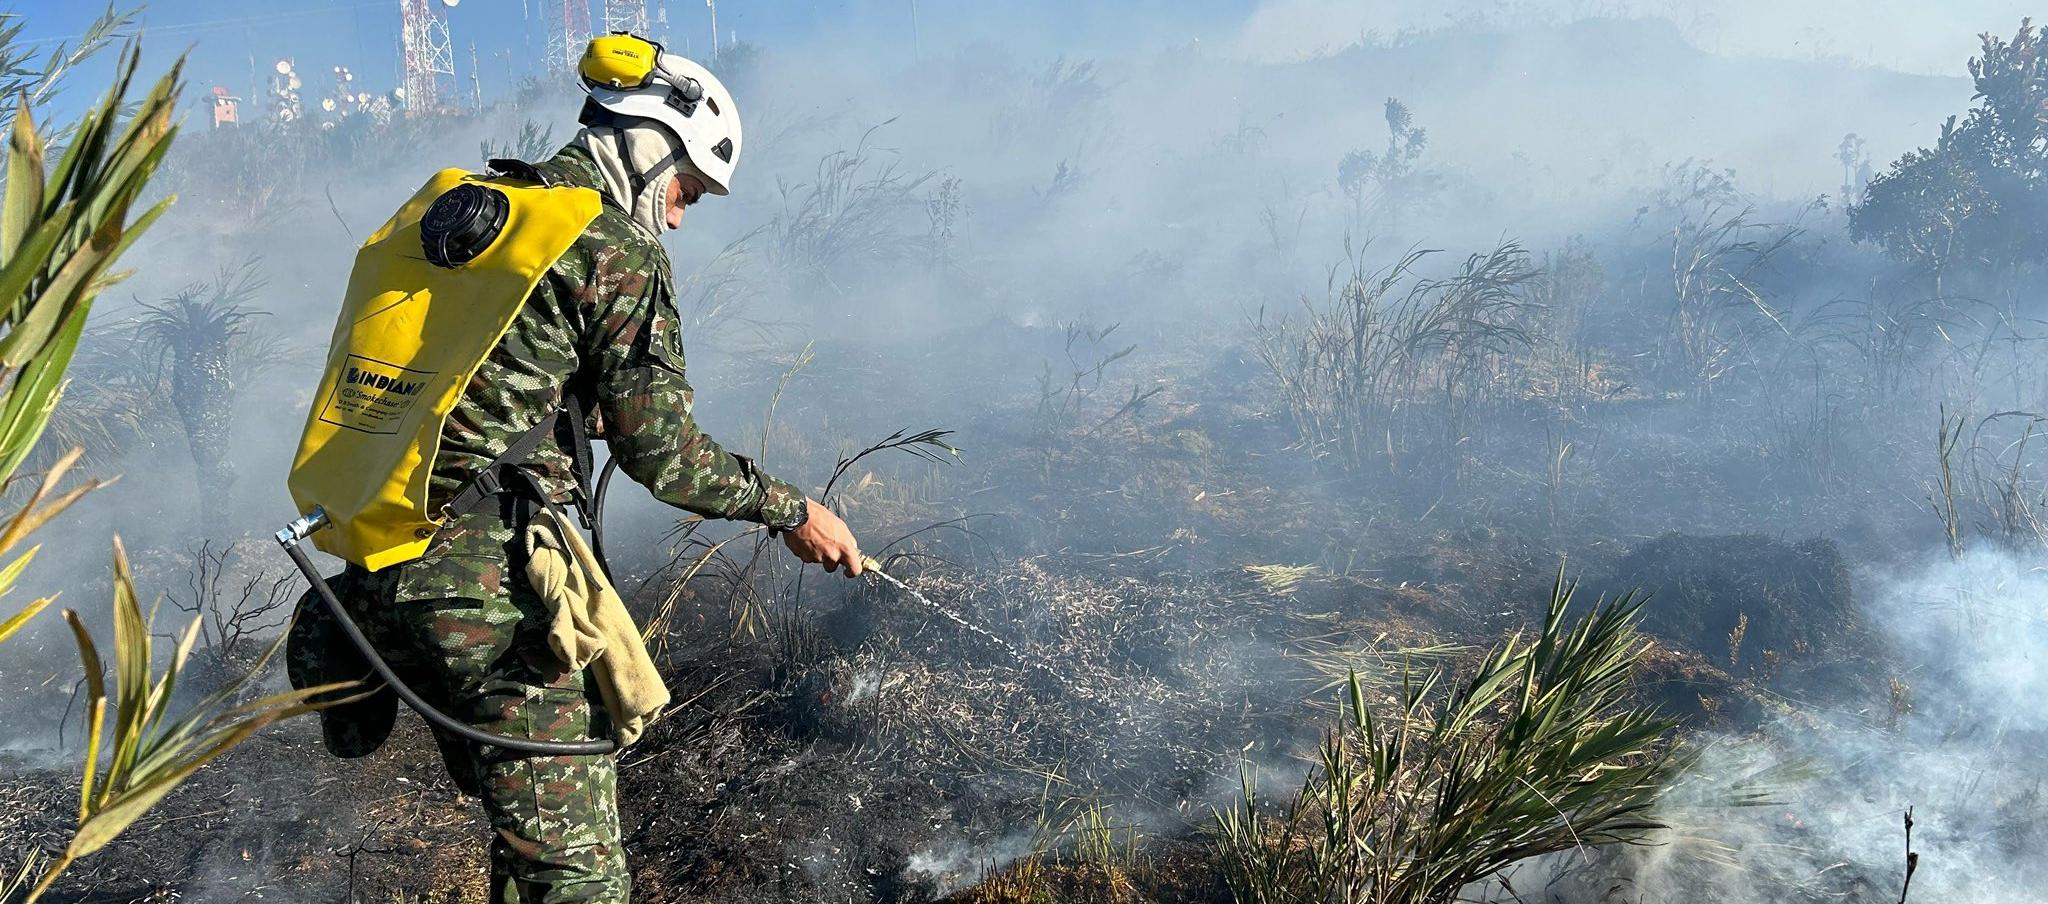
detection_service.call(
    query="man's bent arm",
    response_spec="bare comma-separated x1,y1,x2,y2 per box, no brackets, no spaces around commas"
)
588,278,807,528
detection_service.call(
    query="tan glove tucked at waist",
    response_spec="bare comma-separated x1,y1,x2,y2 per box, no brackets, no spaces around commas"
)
523,507,670,746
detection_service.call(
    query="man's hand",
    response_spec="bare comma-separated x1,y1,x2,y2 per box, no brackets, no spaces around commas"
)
782,498,864,577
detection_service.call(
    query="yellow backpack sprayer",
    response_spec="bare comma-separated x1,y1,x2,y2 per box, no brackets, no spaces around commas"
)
275,164,620,756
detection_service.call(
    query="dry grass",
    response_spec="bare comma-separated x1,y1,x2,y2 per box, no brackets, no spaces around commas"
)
1242,563,1321,597
1251,240,1542,474
794,558,1275,796
1666,206,1800,397
956,797,1152,904
769,123,937,298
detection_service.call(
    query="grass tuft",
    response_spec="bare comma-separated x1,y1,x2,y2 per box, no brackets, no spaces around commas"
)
1216,571,1686,904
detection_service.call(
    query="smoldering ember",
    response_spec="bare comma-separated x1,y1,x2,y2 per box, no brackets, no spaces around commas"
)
1,1,2045,902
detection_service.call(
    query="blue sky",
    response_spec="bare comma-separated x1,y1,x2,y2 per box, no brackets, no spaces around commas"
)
3,0,1257,110
4,0,2037,115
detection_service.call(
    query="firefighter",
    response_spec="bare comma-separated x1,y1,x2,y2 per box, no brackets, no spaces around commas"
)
286,34,860,902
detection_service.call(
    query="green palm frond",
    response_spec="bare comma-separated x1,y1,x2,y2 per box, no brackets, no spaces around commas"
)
0,40,337,901
133,259,269,355
22,538,351,900
0,43,180,648
0,42,181,481
0,5,139,139
1218,572,1689,904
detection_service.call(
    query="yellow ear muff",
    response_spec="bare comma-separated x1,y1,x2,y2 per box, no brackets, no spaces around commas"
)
580,33,658,89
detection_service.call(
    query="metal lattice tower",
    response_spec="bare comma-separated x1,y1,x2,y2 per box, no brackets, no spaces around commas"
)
468,43,482,112
399,0,454,114
602,0,649,36
549,0,593,74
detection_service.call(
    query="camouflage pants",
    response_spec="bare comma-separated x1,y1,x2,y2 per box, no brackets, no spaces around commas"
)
319,511,630,903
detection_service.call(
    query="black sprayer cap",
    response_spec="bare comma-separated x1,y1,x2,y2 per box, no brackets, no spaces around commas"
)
420,183,509,268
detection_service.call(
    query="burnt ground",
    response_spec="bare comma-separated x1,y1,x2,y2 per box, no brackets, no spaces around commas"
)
0,330,1914,903
1,556,1767,904
0,534,1847,904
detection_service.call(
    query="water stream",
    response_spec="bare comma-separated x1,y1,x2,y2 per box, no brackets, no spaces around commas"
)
865,565,1076,693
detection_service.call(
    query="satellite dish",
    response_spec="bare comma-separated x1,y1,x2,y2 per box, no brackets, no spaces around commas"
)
392,86,407,99
321,97,337,112
274,58,293,75
442,0,459,7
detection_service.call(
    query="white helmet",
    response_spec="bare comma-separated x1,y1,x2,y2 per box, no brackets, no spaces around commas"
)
577,34,743,195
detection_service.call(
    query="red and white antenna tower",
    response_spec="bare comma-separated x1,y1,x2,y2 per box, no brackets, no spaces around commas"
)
603,0,649,36
399,0,456,114
549,0,593,74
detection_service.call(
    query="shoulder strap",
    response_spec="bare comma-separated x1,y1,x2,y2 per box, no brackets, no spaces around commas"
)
486,158,550,185
440,408,564,521
438,394,616,580
559,389,595,518
438,391,601,524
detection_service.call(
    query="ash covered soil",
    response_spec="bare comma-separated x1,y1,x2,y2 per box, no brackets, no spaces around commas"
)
0,330,1899,903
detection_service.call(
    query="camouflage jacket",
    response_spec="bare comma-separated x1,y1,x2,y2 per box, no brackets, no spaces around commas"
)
426,144,806,530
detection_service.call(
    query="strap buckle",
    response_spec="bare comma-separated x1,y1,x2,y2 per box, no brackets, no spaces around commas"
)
473,465,505,499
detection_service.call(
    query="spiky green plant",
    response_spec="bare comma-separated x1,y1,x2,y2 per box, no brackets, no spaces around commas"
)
0,42,181,636
135,260,271,530
478,117,556,164
0,45,179,482
22,538,347,900
0,5,138,139
0,41,340,901
1217,574,1687,904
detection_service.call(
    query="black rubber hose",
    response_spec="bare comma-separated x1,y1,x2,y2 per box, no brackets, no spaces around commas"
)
279,536,617,757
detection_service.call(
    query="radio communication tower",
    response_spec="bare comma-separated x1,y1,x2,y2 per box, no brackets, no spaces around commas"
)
399,0,457,114
469,43,483,111
603,0,649,36
549,0,594,74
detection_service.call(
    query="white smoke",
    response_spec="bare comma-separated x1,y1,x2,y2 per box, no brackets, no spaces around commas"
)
1596,547,2048,901
1229,0,2027,74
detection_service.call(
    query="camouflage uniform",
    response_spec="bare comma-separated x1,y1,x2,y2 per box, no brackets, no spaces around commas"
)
291,145,806,904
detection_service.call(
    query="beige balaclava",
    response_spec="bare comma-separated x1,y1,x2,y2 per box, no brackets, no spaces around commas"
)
575,121,710,236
